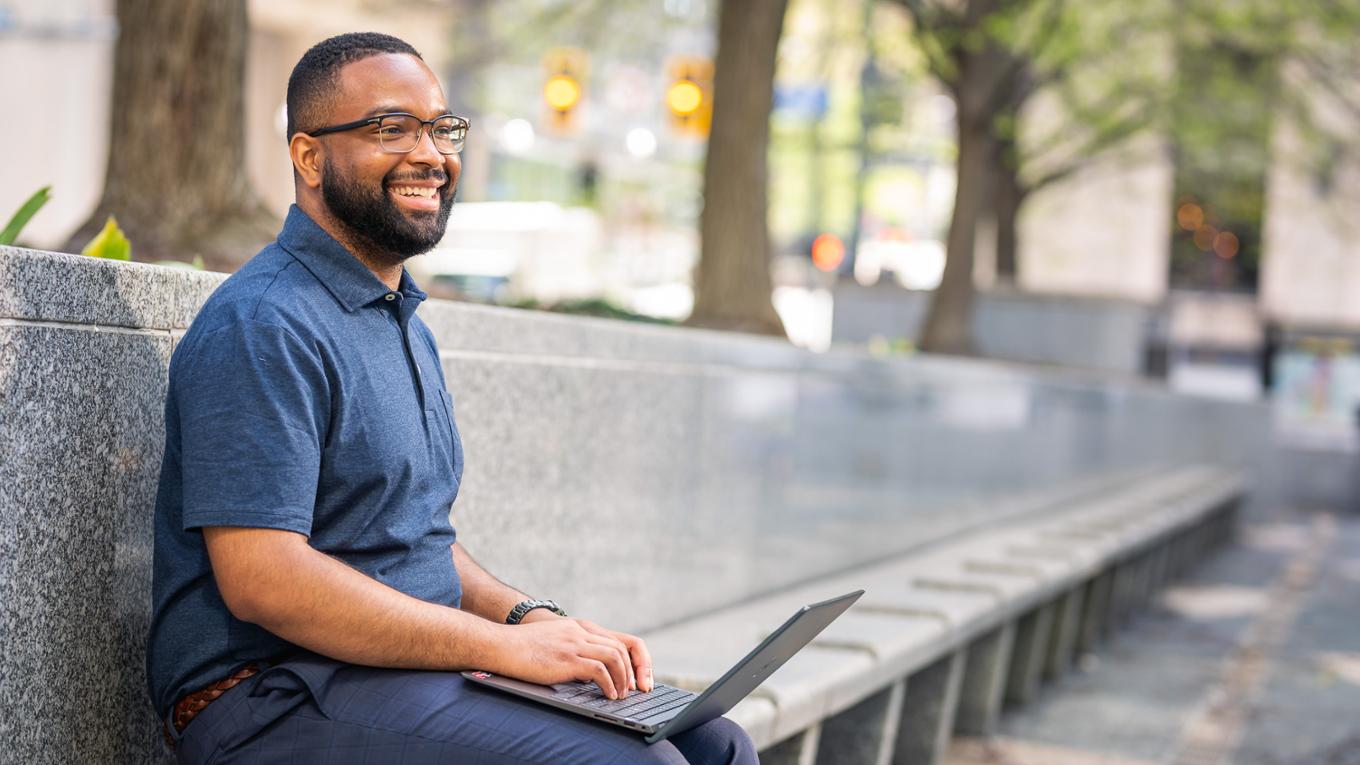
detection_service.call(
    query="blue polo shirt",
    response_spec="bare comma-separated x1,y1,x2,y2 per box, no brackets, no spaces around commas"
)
146,205,465,718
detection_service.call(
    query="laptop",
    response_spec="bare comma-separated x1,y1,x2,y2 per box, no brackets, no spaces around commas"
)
462,590,864,744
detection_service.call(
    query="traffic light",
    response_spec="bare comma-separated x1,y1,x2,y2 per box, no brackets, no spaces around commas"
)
811,233,846,272
666,56,713,137
543,48,587,135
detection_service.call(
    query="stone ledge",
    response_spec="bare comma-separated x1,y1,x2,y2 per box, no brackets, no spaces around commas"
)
640,466,1242,751
0,246,222,329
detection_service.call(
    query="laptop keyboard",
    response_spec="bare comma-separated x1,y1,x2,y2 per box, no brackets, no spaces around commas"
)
552,680,696,721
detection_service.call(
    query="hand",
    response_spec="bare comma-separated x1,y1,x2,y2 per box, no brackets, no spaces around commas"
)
494,616,654,699
521,612,655,693
574,618,654,694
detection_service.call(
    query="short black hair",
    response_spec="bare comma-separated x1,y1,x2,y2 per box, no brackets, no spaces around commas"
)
286,32,423,141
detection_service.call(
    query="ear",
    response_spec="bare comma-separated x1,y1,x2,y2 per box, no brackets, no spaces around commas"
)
290,133,325,190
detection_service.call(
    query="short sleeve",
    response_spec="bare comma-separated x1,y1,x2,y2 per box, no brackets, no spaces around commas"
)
175,319,328,535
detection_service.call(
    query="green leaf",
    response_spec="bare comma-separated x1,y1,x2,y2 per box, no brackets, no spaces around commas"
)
0,186,53,246
81,215,132,261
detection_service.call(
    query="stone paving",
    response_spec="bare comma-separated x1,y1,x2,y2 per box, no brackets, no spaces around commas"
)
944,506,1360,765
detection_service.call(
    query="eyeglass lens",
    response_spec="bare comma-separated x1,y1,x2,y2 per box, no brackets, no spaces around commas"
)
378,115,466,154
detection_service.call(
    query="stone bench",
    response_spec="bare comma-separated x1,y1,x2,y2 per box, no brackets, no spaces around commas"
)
641,465,1243,763
0,246,1265,763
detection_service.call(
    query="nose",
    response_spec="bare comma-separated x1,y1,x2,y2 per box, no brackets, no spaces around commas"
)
405,123,442,166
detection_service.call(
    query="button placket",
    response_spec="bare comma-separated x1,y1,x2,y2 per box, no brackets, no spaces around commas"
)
374,292,427,412
400,330,428,412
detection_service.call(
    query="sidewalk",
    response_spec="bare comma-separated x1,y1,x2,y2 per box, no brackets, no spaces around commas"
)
945,505,1360,765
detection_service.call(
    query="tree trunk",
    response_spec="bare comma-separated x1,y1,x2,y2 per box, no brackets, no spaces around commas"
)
919,107,995,355
918,0,1007,356
686,0,788,337
65,0,275,271
993,146,1025,284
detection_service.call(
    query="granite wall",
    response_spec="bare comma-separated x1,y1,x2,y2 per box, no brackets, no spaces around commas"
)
0,246,1268,762
831,281,1155,375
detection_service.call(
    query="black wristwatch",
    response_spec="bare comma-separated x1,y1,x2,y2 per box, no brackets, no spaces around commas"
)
505,599,567,625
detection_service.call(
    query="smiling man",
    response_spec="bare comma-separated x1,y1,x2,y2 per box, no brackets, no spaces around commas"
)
146,33,755,764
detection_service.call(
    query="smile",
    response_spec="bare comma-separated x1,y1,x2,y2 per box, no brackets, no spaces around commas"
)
390,185,438,199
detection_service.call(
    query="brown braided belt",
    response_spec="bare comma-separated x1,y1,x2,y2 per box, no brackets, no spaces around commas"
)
162,663,261,748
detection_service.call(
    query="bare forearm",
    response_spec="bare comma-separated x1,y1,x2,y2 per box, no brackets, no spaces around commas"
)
206,528,648,700
453,541,529,623
207,528,508,671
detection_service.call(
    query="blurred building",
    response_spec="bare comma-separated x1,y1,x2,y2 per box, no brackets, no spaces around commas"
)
0,0,116,249
1009,136,1173,305
0,0,453,249
1260,60,1360,456
1261,62,1360,332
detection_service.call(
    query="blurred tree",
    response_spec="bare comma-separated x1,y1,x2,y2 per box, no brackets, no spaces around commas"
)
991,12,1170,284
893,0,1360,352
451,0,796,336
65,0,274,271
686,0,790,337
1167,12,1274,292
890,0,1025,354
890,0,1167,354
1166,0,1360,293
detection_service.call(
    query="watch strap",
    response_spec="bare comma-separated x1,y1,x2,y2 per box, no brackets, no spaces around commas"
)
505,599,567,625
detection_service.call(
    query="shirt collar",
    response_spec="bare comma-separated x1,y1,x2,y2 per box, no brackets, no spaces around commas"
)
276,205,427,312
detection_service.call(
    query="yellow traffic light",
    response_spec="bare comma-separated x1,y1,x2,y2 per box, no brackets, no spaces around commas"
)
544,75,581,112
666,56,713,137
543,48,587,135
666,80,703,116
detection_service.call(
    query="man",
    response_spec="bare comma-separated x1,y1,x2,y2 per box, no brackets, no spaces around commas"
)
147,32,756,764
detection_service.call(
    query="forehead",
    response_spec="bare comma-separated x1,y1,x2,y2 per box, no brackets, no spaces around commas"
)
332,53,447,120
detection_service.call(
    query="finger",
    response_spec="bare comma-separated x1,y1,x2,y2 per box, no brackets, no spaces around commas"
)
582,620,644,691
580,624,638,691
584,634,633,692
579,658,618,700
617,633,655,693
580,642,630,699
595,632,638,692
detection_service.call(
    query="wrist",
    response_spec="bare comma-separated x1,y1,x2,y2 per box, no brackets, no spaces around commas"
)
478,621,523,674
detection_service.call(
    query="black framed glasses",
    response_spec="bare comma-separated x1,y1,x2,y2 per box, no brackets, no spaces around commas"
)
306,112,469,154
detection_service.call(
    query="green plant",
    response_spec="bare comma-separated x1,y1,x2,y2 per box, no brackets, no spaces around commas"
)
0,187,52,246
82,216,132,261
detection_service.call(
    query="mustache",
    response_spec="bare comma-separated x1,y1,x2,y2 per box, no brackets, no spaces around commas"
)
385,170,449,186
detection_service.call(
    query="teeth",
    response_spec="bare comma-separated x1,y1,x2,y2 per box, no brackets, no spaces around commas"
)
392,186,436,198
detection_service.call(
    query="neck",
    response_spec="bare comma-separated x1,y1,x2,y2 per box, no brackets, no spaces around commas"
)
298,197,405,291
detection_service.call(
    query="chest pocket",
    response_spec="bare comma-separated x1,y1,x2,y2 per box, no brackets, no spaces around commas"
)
434,388,465,485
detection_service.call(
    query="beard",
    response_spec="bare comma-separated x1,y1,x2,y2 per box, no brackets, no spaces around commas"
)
320,161,455,261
